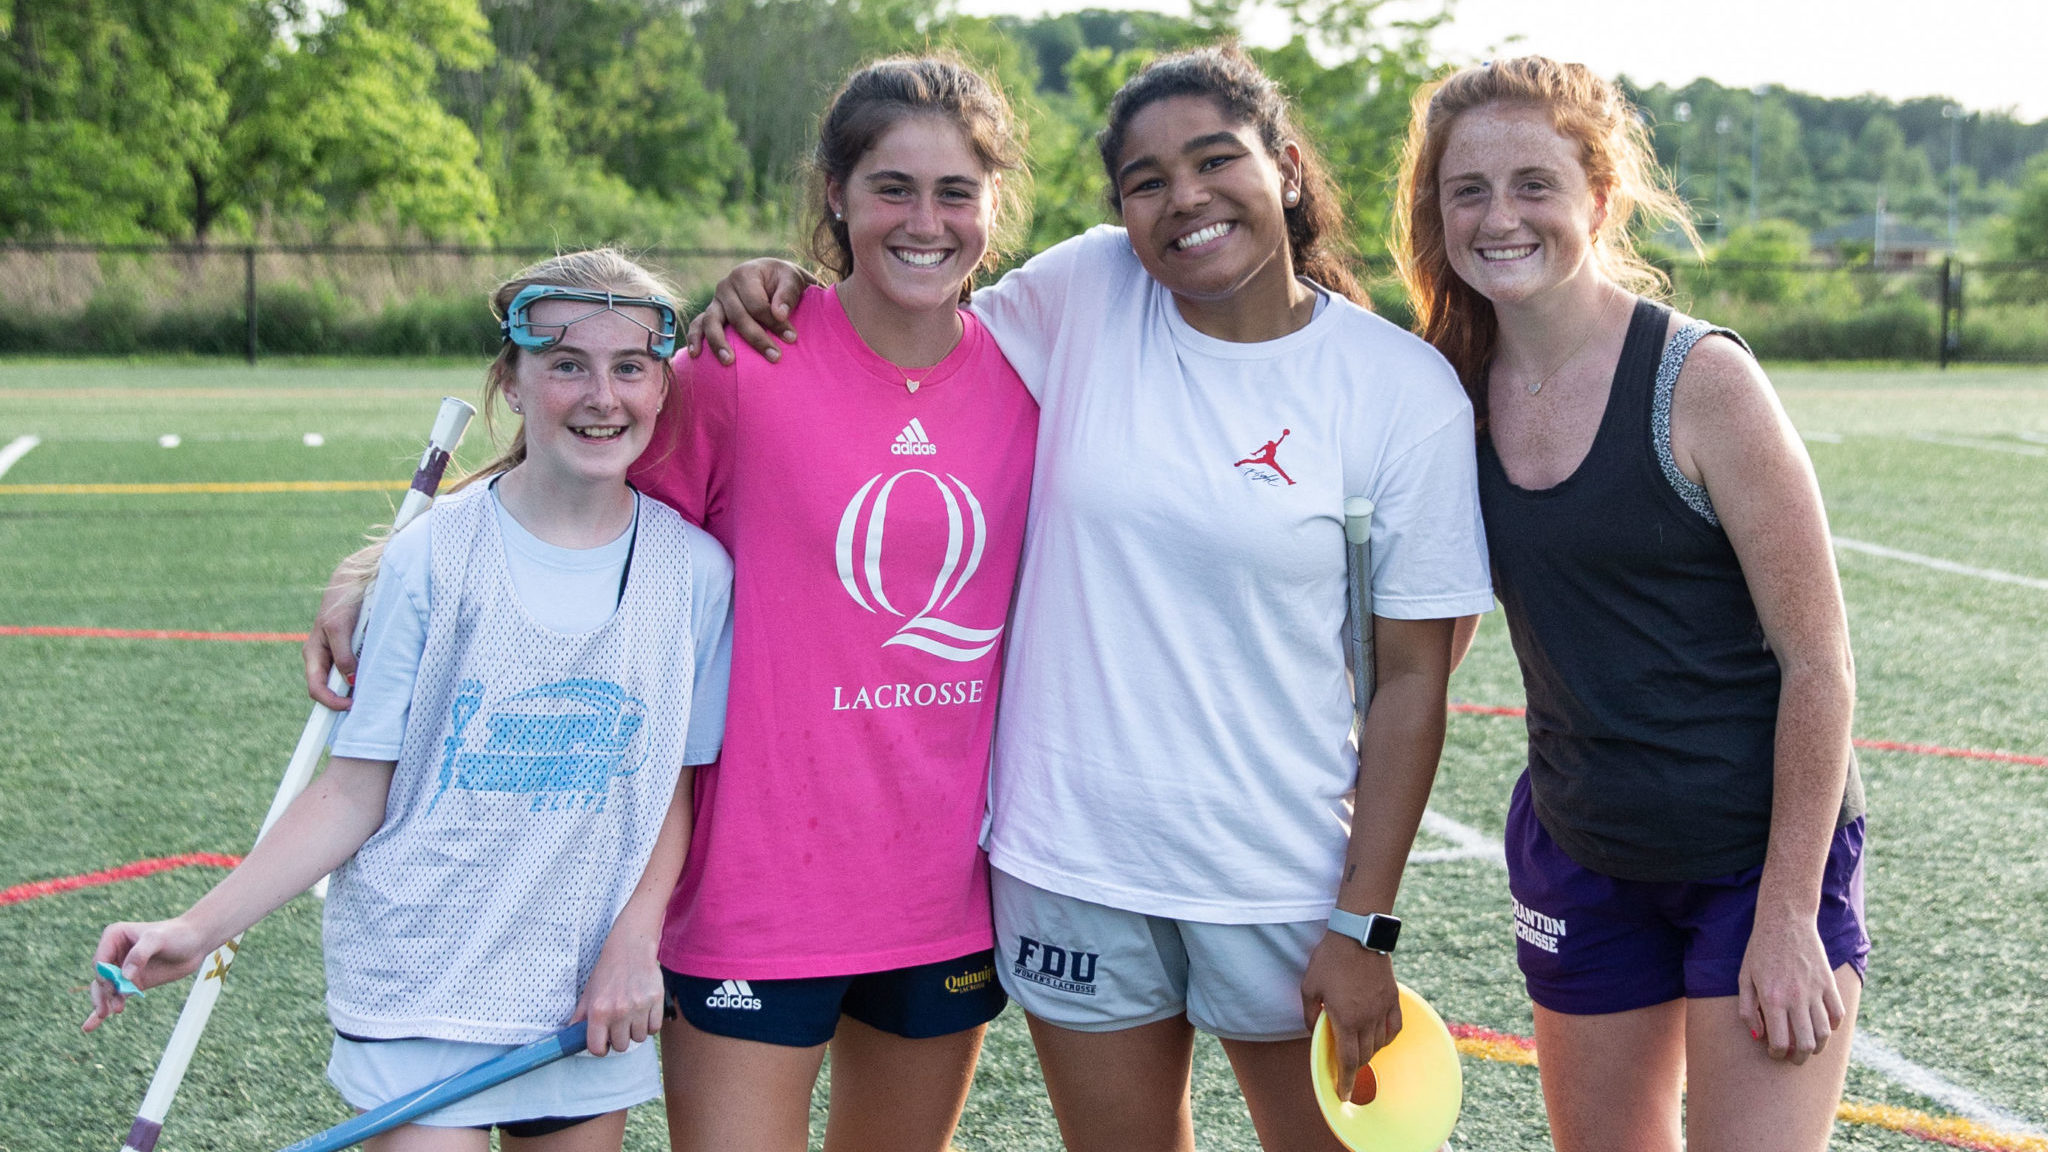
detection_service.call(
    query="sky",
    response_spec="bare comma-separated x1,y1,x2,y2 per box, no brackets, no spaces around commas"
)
951,0,2048,121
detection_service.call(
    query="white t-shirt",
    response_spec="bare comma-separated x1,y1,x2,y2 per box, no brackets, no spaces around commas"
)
972,226,1493,923
333,483,733,766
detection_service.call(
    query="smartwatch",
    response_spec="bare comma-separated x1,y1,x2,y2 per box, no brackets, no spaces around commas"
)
1328,908,1401,954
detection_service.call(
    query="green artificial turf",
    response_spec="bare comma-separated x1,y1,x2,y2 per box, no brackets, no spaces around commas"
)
1,360,2041,1150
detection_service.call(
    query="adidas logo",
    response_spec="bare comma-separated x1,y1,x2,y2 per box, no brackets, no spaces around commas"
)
704,979,762,1010
890,418,937,456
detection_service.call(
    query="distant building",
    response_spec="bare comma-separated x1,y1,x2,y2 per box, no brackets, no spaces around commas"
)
1811,215,1947,267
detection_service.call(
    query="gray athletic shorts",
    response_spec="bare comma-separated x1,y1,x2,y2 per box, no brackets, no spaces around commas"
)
991,868,1323,1041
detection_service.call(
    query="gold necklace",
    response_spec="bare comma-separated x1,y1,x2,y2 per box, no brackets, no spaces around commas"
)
1521,292,1619,396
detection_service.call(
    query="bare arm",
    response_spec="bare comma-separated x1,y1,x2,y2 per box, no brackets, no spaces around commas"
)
1673,334,1855,1065
85,756,393,1031
573,767,695,1055
682,260,819,365
1299,615,1455,1088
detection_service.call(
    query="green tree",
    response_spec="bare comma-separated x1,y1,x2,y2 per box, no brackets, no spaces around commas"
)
282,0,496,239
0,0,497,242
1715,218,1809,302
462,0,748,212
0,0,249,238
690,0,942,198
2004,157,2048,261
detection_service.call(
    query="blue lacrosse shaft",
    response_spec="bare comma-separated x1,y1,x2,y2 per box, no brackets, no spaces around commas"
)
276,1022,589,1152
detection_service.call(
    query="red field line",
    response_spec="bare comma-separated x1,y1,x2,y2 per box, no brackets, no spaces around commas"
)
0,625,307,643
1447,703,2048,768
0,853,242,907
1851,739,2048,768
1447,1021,1536,1050
1447,702,1528,718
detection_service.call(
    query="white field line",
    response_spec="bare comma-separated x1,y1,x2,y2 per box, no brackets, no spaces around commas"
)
2020,431,2048,445
0,435,40,479
1911,432,2048,457
1413,806,2045,1132
1854,1031,2045,1134
1800,431,1844,444
1410,808,1507,866
1833,537,2048,592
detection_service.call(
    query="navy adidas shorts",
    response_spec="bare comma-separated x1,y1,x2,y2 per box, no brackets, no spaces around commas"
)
663,950,1006,1048
1506,772,1870,1015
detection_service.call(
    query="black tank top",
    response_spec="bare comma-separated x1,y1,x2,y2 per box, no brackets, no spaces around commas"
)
1479,298,1863,881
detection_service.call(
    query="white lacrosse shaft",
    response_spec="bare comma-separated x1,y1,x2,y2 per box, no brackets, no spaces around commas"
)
117,396,475,1152
1343,497,1376,742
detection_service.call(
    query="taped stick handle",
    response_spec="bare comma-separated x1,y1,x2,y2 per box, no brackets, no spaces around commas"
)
1344,497,1376,740
116,397,474,1152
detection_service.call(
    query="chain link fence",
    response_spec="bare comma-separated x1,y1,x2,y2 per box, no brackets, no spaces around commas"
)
3,243,2046,364
0,243,779,361
1664,257,2048,365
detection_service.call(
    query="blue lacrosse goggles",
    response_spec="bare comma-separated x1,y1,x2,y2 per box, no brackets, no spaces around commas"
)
501,284,680,359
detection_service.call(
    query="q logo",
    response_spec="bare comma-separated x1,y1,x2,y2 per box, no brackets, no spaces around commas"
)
835,470,1003,662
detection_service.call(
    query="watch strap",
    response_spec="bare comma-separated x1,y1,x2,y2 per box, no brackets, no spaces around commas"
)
1328,908,1401,954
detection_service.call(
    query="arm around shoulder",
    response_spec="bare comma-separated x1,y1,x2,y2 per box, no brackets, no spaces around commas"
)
968,227,1120,389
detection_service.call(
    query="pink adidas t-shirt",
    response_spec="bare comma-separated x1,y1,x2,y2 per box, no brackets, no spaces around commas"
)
632,286,1038,979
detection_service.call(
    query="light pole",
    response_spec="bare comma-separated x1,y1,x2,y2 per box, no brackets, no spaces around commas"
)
1942,104,1965,252
1749,84,1767,223
1674,101,1692,212
1716,113,1733,240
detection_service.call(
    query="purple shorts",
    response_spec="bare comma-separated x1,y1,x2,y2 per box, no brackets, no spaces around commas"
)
1505,773,1869,1015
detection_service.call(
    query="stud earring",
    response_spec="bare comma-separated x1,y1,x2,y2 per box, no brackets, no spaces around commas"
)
833,210,844,221
1284,189,1299,205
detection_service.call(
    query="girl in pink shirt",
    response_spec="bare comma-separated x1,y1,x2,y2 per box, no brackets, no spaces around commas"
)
630,56,1037,1152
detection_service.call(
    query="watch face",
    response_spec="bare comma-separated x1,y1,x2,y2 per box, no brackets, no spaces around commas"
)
1364,915,1401,953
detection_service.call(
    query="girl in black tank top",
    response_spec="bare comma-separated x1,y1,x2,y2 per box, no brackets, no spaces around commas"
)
1479,297,1864,882
1392,56,1868,1152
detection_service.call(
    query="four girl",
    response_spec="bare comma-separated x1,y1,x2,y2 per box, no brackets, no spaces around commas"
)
84,45,1866,1152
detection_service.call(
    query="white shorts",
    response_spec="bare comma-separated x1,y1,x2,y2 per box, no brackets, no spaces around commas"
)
327,1032,658,1127
991,868,1323,1041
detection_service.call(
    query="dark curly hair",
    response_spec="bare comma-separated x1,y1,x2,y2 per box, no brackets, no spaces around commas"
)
1097,43,1364,305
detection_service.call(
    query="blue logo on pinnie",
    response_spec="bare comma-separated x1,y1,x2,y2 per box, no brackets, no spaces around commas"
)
430,678,649,813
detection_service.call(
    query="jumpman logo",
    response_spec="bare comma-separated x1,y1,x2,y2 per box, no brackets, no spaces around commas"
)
1234,428,1295,486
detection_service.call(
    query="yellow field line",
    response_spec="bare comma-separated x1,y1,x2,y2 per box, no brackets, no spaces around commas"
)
0,480,405,495
1455,1034,2045,1150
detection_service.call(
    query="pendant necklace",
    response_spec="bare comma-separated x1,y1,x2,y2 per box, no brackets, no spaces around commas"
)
1523,292,1618,396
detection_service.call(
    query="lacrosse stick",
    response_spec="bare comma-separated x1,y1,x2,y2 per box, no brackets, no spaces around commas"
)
115,396,474,1152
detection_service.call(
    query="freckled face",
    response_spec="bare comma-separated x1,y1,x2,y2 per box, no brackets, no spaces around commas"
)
830,115,996,318
1436,102,1607,307
1112,95,1302,309
501,302,667,486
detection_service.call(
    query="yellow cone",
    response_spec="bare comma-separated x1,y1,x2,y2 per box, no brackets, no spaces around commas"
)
1310,984,1463,1152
